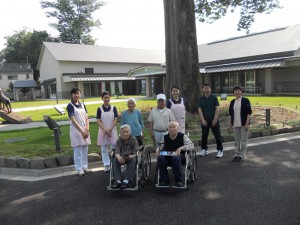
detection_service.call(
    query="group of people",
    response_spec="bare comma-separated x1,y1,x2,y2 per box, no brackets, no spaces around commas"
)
66,83,252,187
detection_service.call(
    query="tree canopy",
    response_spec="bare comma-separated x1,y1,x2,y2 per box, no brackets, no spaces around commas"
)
41,0,104,44
195,0,281,33
1,29,55,82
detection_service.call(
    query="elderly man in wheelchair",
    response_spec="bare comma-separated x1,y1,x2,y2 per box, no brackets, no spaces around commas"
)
155,121,195,189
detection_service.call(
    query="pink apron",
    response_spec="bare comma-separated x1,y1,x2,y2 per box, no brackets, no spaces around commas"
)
97,106,117,145
170,98,186,133
70,103,91,147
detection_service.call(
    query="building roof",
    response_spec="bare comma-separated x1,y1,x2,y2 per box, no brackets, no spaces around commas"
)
39,42,165,65
198,24,300,64
13,80,37,88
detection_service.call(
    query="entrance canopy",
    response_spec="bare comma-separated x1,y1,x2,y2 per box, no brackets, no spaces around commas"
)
63,74,135,83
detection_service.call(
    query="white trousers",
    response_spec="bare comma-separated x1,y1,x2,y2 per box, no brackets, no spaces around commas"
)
154,131,168,148
101,145,115,166
73,145,88,172
234,127,249,159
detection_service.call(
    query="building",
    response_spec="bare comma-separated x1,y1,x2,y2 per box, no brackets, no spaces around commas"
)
129,24,300,96
0,63,35,100
37,42,164,99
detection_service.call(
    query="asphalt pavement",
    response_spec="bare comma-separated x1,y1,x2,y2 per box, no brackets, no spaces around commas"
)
1,132,300,225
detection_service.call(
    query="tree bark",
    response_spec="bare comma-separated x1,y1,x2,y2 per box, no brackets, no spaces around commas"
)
163,0,200,112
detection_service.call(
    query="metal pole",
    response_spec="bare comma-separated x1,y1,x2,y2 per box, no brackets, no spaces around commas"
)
266,108,271,127
53,128,61,153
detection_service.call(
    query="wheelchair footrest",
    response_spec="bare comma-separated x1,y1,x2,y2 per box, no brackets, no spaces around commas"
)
107,186,139,191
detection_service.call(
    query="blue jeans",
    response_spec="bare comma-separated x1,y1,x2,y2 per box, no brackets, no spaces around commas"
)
201,121,223,151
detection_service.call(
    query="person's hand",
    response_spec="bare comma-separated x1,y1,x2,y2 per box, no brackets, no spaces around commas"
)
117,155,125,164
150,133,155,143
201,119,207,127
175,148,181,156
105,129,112,137
212,118,217,127
128,154,135,160
245,124,250,131
155,147,160,157
82,130,89,139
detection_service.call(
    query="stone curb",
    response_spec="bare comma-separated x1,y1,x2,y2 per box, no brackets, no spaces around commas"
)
1,129,300,177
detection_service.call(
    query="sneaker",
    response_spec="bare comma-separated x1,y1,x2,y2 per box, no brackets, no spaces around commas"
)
83,169,93,174
104,165,110,173
199,149,208,157
78,170,85,177
216,150,223,158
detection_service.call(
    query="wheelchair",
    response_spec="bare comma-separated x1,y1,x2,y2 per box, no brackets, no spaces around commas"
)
107,145,151,191
154,148,197,190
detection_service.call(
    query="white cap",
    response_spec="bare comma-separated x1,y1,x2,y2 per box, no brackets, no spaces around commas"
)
157,93,166,101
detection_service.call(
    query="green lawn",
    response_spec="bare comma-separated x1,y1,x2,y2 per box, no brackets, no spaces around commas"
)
1,95,300,158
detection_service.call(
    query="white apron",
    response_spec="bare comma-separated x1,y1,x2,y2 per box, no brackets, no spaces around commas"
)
97,106,117,145
170,98,186,133
70,103,91,147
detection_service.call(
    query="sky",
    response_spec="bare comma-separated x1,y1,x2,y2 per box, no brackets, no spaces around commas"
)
0,0,300,51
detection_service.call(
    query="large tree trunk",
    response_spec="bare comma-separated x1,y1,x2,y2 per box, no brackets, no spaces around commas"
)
163,0,200,112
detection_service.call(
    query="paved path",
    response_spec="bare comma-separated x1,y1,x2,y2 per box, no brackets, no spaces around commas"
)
0,97,149,131
0,133,299,225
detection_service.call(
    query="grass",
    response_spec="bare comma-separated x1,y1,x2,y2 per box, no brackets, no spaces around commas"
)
1,95,300,158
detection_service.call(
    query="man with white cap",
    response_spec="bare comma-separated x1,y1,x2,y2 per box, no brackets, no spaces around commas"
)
148,93,175,147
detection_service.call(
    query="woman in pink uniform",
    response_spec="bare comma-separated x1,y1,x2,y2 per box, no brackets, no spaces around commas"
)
96,91,118,172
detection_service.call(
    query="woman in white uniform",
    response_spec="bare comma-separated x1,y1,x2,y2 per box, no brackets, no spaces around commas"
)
166,85,187,134
96,91,118,172
67,88,92,176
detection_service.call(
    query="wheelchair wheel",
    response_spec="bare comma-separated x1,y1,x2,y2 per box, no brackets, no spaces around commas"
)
189,150,197,182
141,148,151,182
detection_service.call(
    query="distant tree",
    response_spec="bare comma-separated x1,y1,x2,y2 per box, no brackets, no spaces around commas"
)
164,0,280,112
1,29,55,82
41,0,104,44
195,0,281,33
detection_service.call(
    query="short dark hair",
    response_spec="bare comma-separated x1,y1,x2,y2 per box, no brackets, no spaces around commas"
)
233,86,243,93
202,83,211,88
101,91,110,99
70,88,80,95
171,85,180,91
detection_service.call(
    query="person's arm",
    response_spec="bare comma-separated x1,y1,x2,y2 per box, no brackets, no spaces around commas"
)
169,109,175,121
212,105,220,127
114,139,125,165
212,96,220,127
83,104,89,132
70,116,88,138
138,110,144,137
107,106,118,137
198,107,207,126
129,138,139,159
148,111,155,144
245,99,252,131
121,111,125,125
175,134,194,155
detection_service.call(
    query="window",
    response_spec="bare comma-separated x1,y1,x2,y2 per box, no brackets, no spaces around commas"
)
8,75,18,80
26,74,29,79
85,68,94,74
0,75,2,80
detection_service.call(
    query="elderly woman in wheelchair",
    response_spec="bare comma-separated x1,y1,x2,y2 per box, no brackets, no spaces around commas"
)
155,121,196,189
108,124,151,191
